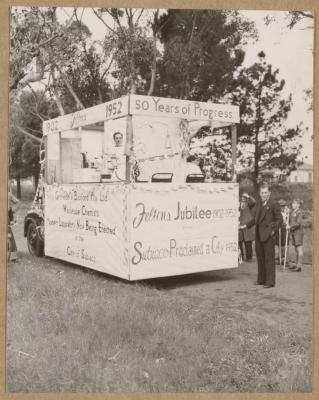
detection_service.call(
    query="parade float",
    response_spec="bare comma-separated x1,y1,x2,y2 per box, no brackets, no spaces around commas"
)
24,94,240,280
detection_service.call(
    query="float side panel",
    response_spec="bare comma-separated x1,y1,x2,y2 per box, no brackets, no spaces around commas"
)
129,183,239,280
44,184,129,280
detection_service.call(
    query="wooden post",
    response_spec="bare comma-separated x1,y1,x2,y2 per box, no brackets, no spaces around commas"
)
126,115,133,182
58,132,62,183
231,124,237,181
44,136,48,183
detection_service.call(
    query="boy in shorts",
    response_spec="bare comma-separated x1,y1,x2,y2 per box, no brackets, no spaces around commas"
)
289,198,304,272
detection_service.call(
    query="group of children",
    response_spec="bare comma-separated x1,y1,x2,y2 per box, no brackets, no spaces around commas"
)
239,193,305,271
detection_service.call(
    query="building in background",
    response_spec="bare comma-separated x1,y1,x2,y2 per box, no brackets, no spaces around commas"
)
287,163,313,183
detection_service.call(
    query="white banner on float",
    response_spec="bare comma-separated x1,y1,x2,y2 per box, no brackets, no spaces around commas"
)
43,96,129,135
129,183,239,280
130,95,240,123
44,184,129,279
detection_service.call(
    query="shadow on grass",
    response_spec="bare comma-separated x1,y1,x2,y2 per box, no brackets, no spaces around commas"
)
143,269,236,290
43,256,236,290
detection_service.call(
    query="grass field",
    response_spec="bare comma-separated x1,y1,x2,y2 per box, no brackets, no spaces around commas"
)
7,255,312,392
6,181,313,392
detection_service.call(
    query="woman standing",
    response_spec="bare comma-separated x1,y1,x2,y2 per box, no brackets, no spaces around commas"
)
238,193,256,262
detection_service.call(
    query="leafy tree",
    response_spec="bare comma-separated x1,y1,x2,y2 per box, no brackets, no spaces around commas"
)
105,25,154,96
10,7,91,114
9,109,25,199
265,11,314,30
9,90,58,196
156,9,257,100
285,11,314,29
61,45,113,109
92,8,158,96
228,51,303,181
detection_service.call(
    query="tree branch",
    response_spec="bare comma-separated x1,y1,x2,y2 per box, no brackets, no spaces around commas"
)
297,11,314,19
16,126,42,143
92,9,116,33
135,8,144,26
125,8,130,21
147,9,159,96
51,66,65,115
107,9,125,36
101,53,114,80
28,109,46,122
10,71,26,90
56,66,85,110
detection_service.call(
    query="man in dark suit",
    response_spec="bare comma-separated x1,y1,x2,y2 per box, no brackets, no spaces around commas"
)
240,182,282,288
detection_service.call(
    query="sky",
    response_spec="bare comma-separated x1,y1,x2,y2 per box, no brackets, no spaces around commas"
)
241,10,313,162
58,8,315,162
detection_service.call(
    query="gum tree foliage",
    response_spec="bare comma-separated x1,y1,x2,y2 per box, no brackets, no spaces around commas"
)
92,8,157,96
286,11,314,29
61,45,113,109
265,10,314,30
227,51,303,181
10,7,89,113
155,9,258,100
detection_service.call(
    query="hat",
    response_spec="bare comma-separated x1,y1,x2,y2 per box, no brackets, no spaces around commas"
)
278,199,287,206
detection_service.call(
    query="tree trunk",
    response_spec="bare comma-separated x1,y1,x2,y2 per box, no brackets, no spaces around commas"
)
147,32,157,96
97,87,103,104
254,128,259,187
16,175,21,199
183,13,197,100
130,77,136,94
254,79,263,183
58,68,85,110
51,66,65,115
128,13,136,95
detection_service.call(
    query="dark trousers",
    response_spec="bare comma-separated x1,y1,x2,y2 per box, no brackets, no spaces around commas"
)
239,240,253,261
255,236,275,286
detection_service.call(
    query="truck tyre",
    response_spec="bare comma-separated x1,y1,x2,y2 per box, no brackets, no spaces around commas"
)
27,222,44,257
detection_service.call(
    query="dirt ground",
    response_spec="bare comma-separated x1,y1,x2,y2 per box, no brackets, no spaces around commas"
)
6,203,313,392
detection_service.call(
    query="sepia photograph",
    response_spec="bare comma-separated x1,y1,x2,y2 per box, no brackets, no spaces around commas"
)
5,4,314,393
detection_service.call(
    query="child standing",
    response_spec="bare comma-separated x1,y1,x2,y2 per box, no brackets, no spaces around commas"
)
289,198,304,272
275,199,290,265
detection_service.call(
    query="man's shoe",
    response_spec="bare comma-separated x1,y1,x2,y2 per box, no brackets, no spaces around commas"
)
263,284,275,288
288,264,296,270
254,282,264,285
290,267,302,272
